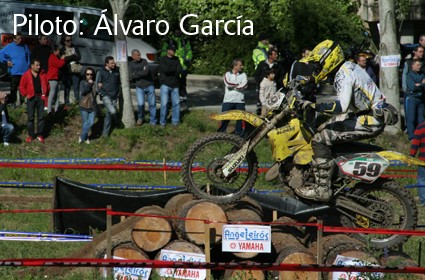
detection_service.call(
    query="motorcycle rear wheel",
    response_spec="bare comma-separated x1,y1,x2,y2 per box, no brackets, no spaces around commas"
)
340,180,418,249
181,133,258,205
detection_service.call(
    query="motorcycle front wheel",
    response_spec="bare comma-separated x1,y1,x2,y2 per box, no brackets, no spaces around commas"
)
181,133,258,205
340,180,418,249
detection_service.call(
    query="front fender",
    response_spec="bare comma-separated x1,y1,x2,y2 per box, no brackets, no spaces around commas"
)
210,110,265,127
377,151,425,166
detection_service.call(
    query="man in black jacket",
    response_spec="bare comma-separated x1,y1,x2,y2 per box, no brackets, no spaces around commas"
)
254,48,284,115
129,49,156,126
95,56,121,137
159,44,182,128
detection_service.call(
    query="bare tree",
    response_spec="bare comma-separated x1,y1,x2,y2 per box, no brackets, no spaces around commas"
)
379,0,401,134
109,0,135,128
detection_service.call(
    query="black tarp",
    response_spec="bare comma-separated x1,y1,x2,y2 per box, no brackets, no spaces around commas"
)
53,177,187,234
53,177,330,235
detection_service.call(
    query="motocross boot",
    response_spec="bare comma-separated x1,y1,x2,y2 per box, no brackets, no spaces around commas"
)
294,158,334,202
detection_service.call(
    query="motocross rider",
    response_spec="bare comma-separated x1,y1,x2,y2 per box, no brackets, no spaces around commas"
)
293,40,399,202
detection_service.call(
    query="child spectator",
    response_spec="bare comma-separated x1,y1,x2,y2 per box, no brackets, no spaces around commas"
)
259,68,276,117
410,121,425,207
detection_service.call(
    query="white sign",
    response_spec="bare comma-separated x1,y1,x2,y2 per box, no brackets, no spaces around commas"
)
102,256,152,280
158,249,206,280
332,255,384,280
380,54,400,68
116,40,127,62
222,224,271,253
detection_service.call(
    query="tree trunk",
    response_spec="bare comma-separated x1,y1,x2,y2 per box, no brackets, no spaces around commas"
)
109,0,135,128
131,206,173,252
176,200,227,245
272,243,318,280
379,0,401,134
223,262,266,280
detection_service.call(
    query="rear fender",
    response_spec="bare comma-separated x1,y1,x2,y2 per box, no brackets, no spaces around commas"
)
210,110,265,127
377,151,425,166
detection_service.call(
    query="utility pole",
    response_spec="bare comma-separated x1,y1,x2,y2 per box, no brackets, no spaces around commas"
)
378,0,401,133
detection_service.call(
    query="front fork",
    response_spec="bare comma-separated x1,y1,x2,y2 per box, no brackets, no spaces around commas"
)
221,108,290,177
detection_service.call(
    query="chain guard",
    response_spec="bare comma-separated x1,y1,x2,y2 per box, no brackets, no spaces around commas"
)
335,193,393,228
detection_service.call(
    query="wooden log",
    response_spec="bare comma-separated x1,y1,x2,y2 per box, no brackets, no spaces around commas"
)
131,205,173,252
222,196,263,217
157,239,204,255
164,193,195,217
313,234,380,280
176,200,227,245
113,243,149,260
272,216,306,251
223,261,265,280
272,243,318,280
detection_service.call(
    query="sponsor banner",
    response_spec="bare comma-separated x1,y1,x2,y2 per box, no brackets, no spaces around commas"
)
222,224,271,253
380,54,400,68
158,249,206,280
102,256,152,280
332,255,384,280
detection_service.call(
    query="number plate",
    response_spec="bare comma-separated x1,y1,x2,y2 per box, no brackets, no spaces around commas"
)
337,154,390,183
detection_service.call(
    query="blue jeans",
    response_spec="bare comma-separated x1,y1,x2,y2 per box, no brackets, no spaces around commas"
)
418,166,425,206
80,109,95,141
101,95,117,136
217,102,245,136
405,95,425,140
63,73,80,104
1,123,14,142
160,85,180,126
136,85,157,124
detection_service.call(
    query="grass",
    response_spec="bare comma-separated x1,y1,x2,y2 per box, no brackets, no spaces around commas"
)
0,105,423,279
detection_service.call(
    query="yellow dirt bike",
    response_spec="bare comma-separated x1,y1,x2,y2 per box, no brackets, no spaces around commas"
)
181,80,424,249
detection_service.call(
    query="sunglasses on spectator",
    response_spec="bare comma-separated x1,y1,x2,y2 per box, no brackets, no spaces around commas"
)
65,39,72,42
86,73,94,76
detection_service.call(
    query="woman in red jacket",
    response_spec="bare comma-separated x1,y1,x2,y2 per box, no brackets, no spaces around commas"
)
46,46,65,113
19,58,50,143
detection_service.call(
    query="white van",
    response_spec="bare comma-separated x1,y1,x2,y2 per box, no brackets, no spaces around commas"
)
0,1,159,77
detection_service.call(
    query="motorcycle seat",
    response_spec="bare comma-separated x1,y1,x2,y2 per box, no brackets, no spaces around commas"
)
331,142,384,156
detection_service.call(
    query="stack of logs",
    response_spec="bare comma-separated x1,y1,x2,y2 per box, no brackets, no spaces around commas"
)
93,193,423,280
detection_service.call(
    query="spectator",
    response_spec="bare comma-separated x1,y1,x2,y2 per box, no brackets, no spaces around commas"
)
0,32,30,107
79,67,97,144
0,91,14,146
259,68,276,117
410,120,425,207
161,29,192,110
405,59,425,140
19,58,49,143
217,58,248,137
254,48,283,115
401,34,425,59
96,56,120,137
289,48,318,102
356,54,378,85
46,46,65,114
129,49,156,126
60,35,81,106
402,45,424,93
159,44,182,128
30,35,51,73
252,33,269,69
